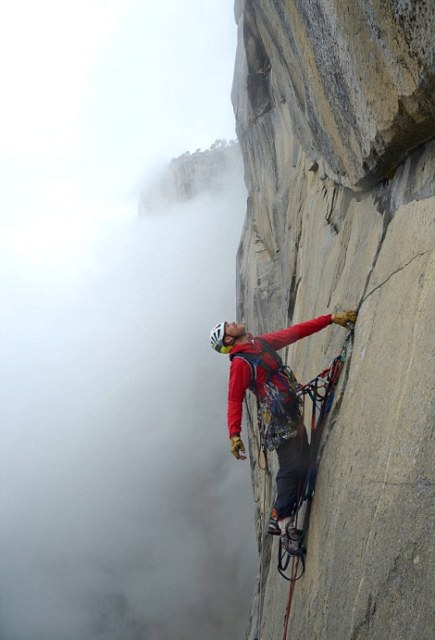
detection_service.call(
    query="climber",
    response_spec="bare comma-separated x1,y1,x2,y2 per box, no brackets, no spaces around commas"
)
210,311,357,556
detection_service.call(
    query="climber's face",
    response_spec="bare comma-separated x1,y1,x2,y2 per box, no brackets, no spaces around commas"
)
224,321,246,338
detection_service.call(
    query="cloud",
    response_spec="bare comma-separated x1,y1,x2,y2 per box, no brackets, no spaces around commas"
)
0,3,253,638
0,174,256,640
0,0,125,158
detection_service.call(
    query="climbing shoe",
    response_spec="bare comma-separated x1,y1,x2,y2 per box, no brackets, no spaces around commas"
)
268,509,280,536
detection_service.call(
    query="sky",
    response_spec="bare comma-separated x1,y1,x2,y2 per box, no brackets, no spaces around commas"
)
0,0,239,263
0,2,257,639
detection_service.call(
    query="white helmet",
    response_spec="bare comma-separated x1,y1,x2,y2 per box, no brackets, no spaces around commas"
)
210,322,232,354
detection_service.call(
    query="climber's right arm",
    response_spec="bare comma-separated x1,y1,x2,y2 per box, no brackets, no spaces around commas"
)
227,357,252,440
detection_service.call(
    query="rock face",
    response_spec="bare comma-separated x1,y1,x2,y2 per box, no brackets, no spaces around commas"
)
232,2,435,639
140,140,243,212
233,0,435,190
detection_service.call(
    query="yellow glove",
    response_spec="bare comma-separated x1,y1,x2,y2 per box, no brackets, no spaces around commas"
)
332,310,358,328
230,435,246,460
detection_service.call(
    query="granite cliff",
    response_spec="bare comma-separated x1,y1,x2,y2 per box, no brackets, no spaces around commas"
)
231,2,434,639
140,140,243,212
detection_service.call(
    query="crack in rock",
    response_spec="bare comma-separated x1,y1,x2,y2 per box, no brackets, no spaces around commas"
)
362,250,431,303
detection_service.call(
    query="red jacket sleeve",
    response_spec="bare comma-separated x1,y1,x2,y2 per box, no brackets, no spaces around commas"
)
227,357,252,438
260,314,332,351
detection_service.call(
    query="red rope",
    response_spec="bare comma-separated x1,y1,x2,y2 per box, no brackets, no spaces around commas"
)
282,564,298,640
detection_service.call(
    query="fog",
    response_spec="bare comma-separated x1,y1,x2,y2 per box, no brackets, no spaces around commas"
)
0,1,257,637
0,175,257,639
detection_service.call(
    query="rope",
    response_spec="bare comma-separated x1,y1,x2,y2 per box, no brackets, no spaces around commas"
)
244,397,269,472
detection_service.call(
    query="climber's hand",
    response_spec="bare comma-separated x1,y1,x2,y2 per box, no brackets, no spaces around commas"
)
332,310,358,328
230,435,246,460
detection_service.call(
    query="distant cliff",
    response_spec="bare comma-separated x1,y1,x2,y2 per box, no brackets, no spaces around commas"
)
140,140,243,212
232,2,435,639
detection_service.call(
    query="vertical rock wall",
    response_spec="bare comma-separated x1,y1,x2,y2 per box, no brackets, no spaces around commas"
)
140,141,242,212
232,2,435,638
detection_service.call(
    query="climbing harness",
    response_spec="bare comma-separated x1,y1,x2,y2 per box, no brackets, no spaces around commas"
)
232,338,301,453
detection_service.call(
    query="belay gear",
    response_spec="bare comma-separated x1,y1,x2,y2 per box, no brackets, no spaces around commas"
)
230,338,302,451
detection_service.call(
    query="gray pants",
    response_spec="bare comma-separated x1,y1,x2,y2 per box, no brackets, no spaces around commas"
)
275,428,309,519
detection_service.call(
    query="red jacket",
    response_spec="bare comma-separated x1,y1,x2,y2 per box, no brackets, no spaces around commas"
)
227,315,332,438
